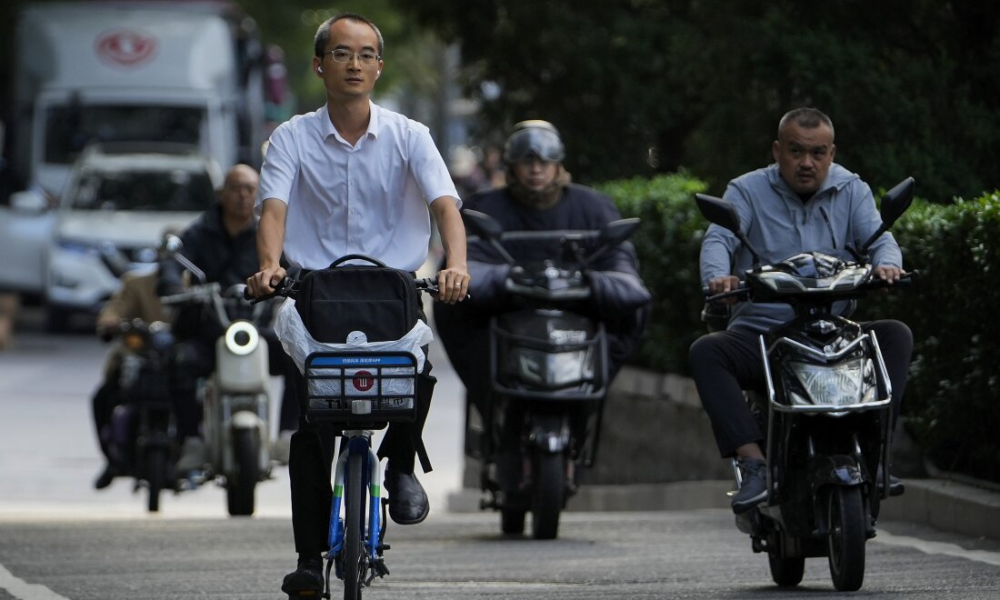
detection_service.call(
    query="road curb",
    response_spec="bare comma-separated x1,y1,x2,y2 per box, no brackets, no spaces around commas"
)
448,478,1000,540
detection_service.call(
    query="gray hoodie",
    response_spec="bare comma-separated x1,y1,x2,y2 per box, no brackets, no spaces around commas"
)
701,163,903,333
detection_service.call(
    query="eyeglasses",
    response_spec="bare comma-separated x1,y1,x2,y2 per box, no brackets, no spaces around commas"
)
326,49,380,65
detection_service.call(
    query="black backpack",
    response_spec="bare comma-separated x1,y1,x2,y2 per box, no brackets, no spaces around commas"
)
294,254,421,344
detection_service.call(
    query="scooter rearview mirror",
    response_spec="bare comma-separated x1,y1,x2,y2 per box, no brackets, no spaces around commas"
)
462,208,516,265
695,193,741,234
462,209,504,241
163,234,184,254
879,177,915,230
860,177,915,254
599,218,641,247
694,193,763,271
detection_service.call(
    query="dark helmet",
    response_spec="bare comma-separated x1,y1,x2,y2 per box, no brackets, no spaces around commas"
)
502,120,565,164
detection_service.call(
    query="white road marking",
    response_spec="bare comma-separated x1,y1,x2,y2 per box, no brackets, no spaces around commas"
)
876,530,1000,567
0,563,72,600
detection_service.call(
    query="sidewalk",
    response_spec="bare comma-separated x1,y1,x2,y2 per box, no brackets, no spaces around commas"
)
449,478,1000,540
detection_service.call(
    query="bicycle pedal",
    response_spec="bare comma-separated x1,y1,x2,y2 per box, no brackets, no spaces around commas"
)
373,558,390,578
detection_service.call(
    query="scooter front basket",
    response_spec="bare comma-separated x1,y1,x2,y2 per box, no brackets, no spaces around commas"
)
490,309,607,400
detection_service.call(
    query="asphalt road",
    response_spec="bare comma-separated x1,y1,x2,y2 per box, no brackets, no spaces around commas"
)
1,309,999,599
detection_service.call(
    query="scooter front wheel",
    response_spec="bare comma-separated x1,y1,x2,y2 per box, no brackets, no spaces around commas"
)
768,551,805,587
227,428,260,516
500,508,526,535
827,486,866,591
531,450,565,540
144,448,167,513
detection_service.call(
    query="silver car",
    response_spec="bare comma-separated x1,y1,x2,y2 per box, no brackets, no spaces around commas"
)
45,142,222,330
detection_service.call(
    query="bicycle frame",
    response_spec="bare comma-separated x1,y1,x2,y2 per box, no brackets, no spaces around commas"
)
328,432,384,568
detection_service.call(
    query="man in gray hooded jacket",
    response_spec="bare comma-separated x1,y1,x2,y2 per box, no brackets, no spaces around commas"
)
690,107,913,513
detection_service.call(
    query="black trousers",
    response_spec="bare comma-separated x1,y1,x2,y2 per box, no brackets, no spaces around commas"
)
689,320,913,458
287,349,436,556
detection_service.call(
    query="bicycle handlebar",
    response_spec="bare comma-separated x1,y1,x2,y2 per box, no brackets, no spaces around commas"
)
245,276,453,305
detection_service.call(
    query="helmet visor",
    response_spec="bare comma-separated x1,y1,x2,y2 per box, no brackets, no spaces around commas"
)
504,127,565,163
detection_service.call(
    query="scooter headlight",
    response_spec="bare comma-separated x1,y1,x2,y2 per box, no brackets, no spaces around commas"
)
513,347,593,387
224,321,259,356
788,358,876,408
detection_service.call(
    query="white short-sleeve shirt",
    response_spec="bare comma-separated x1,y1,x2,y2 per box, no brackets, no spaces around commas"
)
256,101,460,272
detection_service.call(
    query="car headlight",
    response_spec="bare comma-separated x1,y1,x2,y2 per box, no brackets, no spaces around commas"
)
788,358,876,407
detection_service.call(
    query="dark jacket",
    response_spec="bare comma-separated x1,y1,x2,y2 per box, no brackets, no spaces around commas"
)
434,184,651,392
158,203,260,340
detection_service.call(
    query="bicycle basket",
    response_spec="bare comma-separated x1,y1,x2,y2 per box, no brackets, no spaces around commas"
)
304,351,418,424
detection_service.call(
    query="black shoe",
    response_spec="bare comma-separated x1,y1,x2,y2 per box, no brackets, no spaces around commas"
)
385,467,429,525
877,466,905,497
732,457,768,514
94,464,117,490
281,556,323,596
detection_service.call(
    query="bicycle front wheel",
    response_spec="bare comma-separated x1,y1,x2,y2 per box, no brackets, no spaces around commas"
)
344,452,366,600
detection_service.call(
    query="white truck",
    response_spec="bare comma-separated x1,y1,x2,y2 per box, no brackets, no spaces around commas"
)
0,0,279,308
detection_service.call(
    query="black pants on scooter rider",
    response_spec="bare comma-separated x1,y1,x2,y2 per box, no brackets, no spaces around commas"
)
689,319,913,513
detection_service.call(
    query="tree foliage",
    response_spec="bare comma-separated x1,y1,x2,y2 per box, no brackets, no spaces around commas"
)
394,0,1000,202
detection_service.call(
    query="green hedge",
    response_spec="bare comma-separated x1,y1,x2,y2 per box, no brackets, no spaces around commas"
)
860,193,1000,482
601,174,1000,483
597,173,708,376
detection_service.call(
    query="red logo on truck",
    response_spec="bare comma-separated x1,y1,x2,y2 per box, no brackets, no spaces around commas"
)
96,30,157,67
352,371,375,392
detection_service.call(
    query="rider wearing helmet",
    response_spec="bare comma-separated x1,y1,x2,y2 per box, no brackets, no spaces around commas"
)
434,119,651,456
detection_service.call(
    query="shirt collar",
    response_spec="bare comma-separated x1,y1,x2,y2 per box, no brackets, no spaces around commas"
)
317,100,382,142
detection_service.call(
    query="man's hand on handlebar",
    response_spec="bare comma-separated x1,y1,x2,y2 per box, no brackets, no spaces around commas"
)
873,265,904,284
434,266,470,305
708,275,742,305
246,266,287,299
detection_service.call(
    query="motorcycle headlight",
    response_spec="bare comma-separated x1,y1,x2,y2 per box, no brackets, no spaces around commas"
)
788,358,876,408
513,347,593,386
224,321,259,356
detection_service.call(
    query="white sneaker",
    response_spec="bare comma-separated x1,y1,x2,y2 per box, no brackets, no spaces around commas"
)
271,430,293,465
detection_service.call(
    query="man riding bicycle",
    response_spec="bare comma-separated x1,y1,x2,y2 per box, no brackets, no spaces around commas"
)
244,13,469,596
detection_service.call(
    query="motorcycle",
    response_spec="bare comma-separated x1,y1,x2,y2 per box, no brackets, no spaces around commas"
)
462,210,641,539
695,177,916,591
160,242,275,516
102,318,178,512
